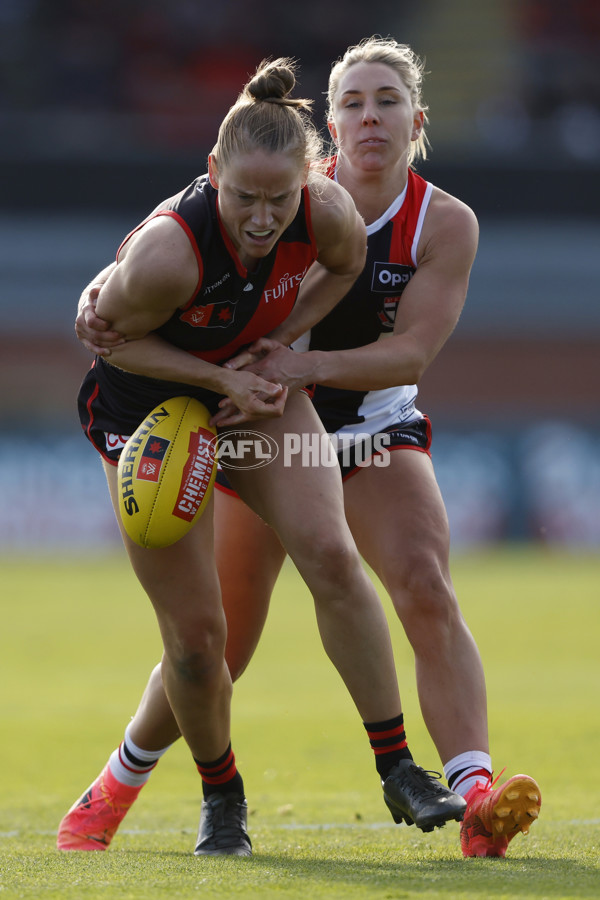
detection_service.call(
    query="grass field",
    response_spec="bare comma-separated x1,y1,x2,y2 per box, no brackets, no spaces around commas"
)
1,546,599,899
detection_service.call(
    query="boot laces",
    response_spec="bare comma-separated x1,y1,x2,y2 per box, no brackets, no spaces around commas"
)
399,765,446,799
477,767,506,792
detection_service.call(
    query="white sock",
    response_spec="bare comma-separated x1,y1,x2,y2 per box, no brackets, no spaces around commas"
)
444,750,492,798
108,723,172,788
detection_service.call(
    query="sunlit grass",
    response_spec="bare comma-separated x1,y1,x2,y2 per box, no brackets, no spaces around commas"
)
1,547,599,898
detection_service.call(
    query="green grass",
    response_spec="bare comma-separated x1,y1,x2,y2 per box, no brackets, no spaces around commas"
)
1,546,599,899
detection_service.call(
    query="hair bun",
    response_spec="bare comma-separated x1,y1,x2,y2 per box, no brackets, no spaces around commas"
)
246,58,297,104
212,55,320,169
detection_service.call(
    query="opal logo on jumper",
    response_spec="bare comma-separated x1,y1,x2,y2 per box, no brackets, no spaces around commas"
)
371,262,415,293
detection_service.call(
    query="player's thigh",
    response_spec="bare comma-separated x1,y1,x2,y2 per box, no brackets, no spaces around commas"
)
342,448,452,584
102,459,221,624
225,392,351,555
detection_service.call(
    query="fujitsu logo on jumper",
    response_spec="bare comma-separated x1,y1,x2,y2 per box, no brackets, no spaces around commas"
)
264,268,307,303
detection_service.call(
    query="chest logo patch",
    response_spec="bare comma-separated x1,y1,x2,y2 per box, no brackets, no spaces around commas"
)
371,262,415,294
371,262,416,329
180,300,237,328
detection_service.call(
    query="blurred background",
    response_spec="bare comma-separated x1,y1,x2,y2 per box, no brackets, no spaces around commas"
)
1,0,599,551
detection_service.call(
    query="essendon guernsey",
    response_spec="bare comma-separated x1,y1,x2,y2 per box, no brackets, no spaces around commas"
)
120,174,318,365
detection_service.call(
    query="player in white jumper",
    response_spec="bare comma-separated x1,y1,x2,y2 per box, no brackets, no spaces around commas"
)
68,38,541,858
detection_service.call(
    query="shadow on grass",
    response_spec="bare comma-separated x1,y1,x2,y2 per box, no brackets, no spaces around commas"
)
2,839,599,900
136,848,599,897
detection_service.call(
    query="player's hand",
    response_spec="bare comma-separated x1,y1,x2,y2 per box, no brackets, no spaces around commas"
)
226,339,314,393
210,371,288,427
75,287,125,356
222,339,276,372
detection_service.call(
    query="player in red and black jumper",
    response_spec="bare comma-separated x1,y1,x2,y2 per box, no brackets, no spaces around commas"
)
70,39,541,858
61,53,466,857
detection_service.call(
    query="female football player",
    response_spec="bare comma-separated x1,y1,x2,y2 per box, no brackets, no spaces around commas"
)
59,53,465,857
66,39,541,858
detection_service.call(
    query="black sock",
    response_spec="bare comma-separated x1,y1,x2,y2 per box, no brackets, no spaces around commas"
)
364,713,413,780
194,743,245,798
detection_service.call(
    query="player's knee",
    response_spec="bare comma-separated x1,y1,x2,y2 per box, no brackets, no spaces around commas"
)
390,556,457,632
298,532,359,590
164,616,227,685
170,649,222,686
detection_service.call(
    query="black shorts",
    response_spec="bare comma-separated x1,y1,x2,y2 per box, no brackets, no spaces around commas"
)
215,415,432,495
78,357,224,465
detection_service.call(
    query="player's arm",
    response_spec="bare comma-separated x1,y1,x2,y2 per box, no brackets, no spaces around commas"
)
91,219,286,419
75,261,123,355
241,191,478,392
312,193,478,389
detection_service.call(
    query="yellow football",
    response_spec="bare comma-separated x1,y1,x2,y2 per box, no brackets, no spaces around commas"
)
117,396,217,549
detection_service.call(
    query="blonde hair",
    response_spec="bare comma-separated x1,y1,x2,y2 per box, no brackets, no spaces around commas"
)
211,58,323,172
327,36,430,164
